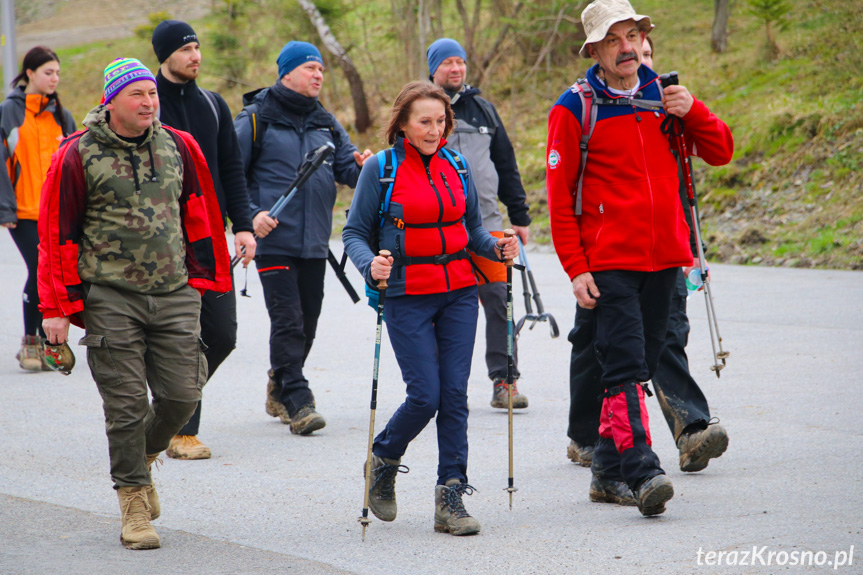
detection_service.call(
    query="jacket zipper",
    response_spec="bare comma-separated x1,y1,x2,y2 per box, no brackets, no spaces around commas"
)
441,173,456,206
635,113,656,270
425,163,450,291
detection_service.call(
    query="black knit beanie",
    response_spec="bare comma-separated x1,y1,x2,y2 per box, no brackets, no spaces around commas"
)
152,20,198,63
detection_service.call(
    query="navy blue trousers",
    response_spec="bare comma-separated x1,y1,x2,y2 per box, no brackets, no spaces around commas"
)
374,286,478,485
8,220,44,337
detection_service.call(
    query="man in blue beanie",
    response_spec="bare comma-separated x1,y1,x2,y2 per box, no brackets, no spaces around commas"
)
427,38,532,410
235,41,371,436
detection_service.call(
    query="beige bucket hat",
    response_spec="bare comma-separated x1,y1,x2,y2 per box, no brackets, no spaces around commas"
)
579,0,654,58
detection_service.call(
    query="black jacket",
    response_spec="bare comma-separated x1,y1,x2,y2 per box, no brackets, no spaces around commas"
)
156,71,253,234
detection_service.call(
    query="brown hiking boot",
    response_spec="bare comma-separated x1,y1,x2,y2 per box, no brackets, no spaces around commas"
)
434,479,481,536
589,476,636,506
16,335,42,372
116,486,160,549
677,423,729,472
145,453,162,520
634,474,674,517
289,405,326,435
566,440,594,467
365,454,408,522
490,379,528,409
166,435,212,460
265,369,291,424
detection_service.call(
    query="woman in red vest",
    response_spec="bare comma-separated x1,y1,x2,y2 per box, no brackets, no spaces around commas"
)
344,81,518,536
0,46,76,371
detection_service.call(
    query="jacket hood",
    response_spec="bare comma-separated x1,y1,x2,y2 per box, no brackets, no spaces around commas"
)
83,104,160,149
242,87,268,107
7,85,61,113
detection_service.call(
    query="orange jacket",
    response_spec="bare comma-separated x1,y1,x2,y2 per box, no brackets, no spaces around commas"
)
0,87,75,223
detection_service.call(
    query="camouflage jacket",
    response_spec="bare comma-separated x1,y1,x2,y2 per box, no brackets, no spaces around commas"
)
37,104,231,327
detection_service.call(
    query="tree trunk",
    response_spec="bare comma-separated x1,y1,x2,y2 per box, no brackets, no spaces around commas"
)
471,1,523,87
711,0,730,53
297,0,372,133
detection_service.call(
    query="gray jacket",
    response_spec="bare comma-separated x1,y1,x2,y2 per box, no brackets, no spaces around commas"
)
235,86,360,258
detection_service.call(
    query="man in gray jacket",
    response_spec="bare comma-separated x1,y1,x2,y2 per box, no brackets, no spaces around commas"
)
234,41,370,435
428,38,532,409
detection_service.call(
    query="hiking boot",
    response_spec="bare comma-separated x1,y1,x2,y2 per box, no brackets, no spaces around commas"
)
289,405,326,435
567,440,594,467
16,335,42,372
145,453,162,521
116,486,160,549
365,454,408,522
633,474,674,517
166,435,212,460
265,369,291,424
434,479,481,536
490,379,528,409
677,422,729,472
589,476,636,506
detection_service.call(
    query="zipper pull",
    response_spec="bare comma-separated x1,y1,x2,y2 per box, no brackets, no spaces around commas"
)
599,203,604,214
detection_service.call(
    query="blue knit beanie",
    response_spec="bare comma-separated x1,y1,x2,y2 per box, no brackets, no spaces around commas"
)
277,41,323,78
427,38,467,77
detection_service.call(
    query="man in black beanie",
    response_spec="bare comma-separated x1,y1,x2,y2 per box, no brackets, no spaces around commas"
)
152,19,257,460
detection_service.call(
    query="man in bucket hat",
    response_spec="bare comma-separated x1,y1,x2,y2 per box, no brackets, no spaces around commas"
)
546,0,734,516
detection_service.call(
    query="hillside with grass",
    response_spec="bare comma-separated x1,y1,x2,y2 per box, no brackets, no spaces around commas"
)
25,0,863,269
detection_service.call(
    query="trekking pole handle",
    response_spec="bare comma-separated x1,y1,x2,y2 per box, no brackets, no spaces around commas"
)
659,71,679,88
377,250,391,290
503,229,515,268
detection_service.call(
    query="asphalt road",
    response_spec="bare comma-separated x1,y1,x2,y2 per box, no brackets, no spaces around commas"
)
1,232,861,575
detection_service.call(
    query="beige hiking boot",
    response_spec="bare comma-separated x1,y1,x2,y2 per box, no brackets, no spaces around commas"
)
365,454,408,522
16,335,42,372
265,369,291,424
566,440,594,467
166,435,212,460
490,379,528,409
434,479,481,536
145,453,161,520
677,422,729,472
289,405,326,435
116,486,160,549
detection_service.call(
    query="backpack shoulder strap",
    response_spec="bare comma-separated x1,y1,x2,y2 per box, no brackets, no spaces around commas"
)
474,96,500,134
570,78,598,217
200,88,220,132
243,102,268,175
438,147,469,196
376,148,399,229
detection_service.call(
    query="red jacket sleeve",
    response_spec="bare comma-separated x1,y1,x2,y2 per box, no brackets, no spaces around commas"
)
546,104,589,280
37,134,87,327
168,127,232,294
683,97,734,166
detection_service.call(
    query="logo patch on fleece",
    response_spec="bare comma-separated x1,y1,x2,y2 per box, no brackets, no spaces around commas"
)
548,149,561,170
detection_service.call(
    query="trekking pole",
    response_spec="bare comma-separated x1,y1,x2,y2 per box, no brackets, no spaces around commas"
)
660,72,730,377
359,250,390,541
515,237,560,339
503,229,518,509
231,142,335,269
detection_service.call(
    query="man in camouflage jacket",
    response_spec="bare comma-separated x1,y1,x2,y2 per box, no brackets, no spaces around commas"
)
37,58,231,550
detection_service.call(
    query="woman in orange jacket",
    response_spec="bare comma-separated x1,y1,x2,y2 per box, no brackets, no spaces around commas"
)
0,46,75,371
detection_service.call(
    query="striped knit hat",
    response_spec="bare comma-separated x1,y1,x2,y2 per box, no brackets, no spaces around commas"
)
103,58,156,104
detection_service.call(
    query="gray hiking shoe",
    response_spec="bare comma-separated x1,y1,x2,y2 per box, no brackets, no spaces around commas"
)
677,422,729,472
265,370,291,424
490,379,528,409
589,476,636,506
365,454,408,522
434,479,481,536
289,405,326,435
634,474,674,517
567,440,594,467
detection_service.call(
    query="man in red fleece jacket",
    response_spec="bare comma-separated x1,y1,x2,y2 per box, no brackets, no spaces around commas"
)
546,0,733,517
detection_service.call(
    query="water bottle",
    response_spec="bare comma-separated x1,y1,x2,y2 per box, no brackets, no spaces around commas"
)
685,267,706,292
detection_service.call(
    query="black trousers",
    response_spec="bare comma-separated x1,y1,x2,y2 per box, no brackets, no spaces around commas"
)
257,255,326,416
8,220,44,337
567,269,711,446
178,271,237,436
